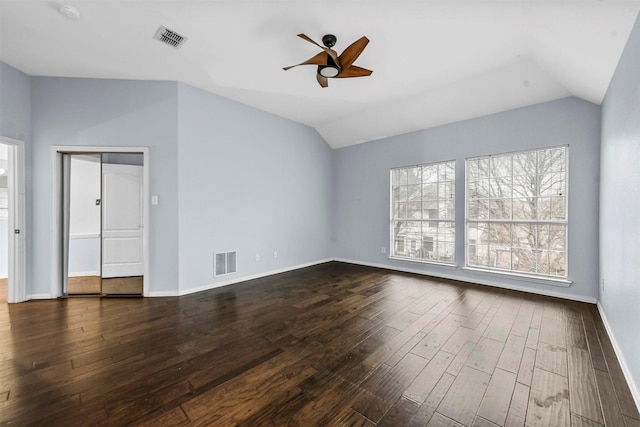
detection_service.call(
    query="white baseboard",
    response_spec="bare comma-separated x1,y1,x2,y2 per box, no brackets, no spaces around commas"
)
147,290,178,297
597,301,640,412
27,293,54,300
173,258,334,297
334,257,598,304
68,271,100,277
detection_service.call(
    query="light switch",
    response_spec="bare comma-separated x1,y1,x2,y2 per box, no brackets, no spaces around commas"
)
151,195,158,205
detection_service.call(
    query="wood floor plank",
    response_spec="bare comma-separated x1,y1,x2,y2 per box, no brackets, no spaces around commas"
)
236,387,312,427
472,416,500,426
571,412,605,427
517,347,536,386
438,366,491,426
582,313,609,372
135,407,191,427
535,342,568,377
407,372,456,427
445,340,476,376
351,352,429,423
526,327,540,349
404,350,454,404
427,412,465,426
411,314,465,360
526,367,570,426
510,303,535,337
505,381,529,427
294,370,363,425
363,303,456,369
594,368,627,427
483,309,518,342
465,336,505,374
567,347,603,424
441,323,486,355
477,368,516,425
625,415,640,427
377,396,420,427
565,316,588,350
385,331,427,367
497,334,526,374
605,355,640,420
326,408,376,427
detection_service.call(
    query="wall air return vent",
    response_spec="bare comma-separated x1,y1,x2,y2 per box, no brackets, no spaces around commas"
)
215,252,237,276
153,25,187,49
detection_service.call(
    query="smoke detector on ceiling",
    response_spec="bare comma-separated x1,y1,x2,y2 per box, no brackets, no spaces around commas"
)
153,25,188,49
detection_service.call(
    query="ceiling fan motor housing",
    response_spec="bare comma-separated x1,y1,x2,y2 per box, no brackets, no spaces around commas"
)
322,34,337,48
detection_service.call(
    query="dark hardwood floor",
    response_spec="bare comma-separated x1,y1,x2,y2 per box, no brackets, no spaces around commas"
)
0,262,638,426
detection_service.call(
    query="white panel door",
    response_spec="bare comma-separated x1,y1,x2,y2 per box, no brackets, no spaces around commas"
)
102,163,143,278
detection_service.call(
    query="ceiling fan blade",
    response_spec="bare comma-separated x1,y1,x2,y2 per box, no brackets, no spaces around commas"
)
338,36,369,70
316,73,328,88
336,65,373,78
297,34,324,49
296,33,339,64
283,52,328,71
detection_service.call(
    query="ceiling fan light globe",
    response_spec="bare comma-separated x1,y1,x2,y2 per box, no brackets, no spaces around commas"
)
319,66,340,78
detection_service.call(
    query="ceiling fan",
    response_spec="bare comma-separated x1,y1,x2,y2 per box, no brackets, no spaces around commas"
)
283,34,372,88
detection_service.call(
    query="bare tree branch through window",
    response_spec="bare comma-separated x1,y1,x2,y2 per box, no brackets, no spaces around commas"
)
466,146,567,277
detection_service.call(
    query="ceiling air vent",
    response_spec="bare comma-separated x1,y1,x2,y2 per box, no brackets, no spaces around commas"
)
153,25,187,49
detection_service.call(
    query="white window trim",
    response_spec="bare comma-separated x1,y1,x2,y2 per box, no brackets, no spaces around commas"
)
463,266,572,287
389,256,458,269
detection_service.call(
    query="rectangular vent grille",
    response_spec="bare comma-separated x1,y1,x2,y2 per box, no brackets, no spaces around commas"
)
153,25,187,49
215,252,237,276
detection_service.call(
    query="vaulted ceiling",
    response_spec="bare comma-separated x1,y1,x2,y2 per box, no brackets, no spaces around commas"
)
1,1,639,148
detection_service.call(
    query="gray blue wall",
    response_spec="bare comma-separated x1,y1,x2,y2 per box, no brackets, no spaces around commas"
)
176,83,332,293
601,12,640,402
30,77,180,295
0,62,30,142
0,62,32,289
333,97,602,301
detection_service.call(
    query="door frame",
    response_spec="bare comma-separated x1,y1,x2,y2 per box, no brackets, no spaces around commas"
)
0,136,26,303
51,146,150,297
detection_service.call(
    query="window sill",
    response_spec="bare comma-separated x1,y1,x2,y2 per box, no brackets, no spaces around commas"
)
462,266,572,287
388,256,457,269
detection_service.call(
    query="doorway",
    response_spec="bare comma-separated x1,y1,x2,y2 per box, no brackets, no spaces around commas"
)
0,137,26,303
51,147,149,297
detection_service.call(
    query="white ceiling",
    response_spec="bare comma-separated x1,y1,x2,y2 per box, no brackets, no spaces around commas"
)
1,1,639,149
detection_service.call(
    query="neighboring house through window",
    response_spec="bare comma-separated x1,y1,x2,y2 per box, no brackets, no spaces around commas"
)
391,160,455,263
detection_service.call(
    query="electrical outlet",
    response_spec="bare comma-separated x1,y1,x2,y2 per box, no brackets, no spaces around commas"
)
381,247,386,254
273,251,278,259
255,253,260,262
601,278,605,291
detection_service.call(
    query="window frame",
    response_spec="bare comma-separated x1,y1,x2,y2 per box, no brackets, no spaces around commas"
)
389,160,456,266
464,145,570,280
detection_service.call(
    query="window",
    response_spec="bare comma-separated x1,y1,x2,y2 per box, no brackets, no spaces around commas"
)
466,146,567,278
391,160,455,263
